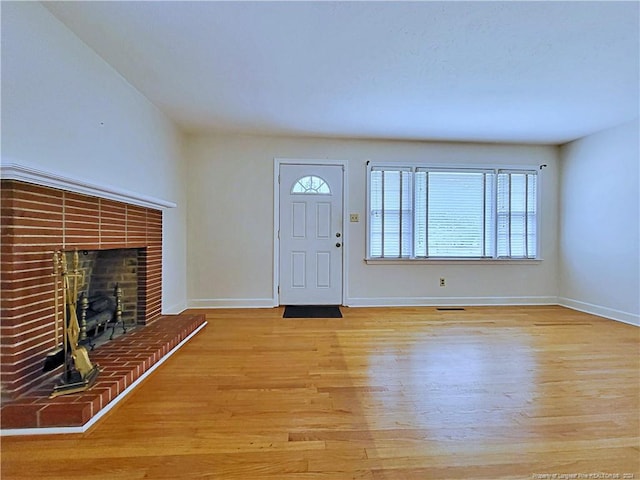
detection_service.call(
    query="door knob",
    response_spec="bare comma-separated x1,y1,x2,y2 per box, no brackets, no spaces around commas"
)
336,232,341,238
336,242,342,248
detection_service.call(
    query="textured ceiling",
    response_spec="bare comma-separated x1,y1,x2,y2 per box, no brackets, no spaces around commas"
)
44,1,639,144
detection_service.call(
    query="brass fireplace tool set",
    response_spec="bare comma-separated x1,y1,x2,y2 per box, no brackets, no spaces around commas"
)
44,250,100,398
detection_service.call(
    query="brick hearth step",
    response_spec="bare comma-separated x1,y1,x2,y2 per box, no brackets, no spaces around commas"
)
1,313,206,431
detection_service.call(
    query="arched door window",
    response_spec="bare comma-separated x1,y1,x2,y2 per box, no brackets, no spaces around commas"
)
291,175,331,194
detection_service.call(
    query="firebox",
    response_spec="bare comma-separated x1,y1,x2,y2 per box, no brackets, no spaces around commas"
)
74,248,139,320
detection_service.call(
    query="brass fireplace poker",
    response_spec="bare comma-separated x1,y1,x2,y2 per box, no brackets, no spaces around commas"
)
42,252,64,372
46,249,99,398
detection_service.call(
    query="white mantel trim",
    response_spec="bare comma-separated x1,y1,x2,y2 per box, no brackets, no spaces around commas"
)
0,161,177,210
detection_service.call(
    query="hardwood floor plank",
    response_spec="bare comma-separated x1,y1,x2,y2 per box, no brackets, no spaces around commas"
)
1,306,638,479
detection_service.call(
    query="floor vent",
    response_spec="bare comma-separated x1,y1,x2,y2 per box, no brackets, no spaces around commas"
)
436,307,466,311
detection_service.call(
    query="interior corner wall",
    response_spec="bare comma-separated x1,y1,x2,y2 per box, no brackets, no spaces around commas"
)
558,119,640,325
1,1,188,314
185,133,560,308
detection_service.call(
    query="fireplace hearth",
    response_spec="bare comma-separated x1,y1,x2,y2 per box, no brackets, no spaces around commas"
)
1,313,206,431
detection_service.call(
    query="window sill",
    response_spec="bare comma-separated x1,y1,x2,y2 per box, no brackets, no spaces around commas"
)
364,258,543,265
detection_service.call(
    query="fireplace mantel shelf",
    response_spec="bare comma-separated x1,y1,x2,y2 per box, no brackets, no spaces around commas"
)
0,161,176,210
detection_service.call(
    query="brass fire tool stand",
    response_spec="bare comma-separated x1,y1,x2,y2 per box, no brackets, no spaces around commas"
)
50,250,99,398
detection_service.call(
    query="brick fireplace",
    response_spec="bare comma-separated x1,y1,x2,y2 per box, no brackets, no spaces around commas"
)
1,179,163,400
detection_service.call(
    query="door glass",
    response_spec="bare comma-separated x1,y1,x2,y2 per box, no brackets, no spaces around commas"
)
291,176,331,195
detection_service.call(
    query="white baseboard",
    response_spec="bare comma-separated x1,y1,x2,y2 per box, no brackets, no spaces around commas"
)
188,298,277,309
162,300,188,315
558,297,640,327
345,296,558,308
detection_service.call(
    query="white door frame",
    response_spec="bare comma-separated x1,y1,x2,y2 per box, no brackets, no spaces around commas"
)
273,158,349,306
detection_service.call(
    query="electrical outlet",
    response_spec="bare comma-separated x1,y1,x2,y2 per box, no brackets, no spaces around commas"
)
439,277,446,287
350,213,360,222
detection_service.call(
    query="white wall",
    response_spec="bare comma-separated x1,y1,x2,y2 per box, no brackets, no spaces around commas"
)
559,120,640,325
186,133,559,308
1,2,188,314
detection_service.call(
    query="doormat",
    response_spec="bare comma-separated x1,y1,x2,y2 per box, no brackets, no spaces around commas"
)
283,305,343,318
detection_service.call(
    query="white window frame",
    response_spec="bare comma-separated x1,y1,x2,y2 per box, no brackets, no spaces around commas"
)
365,162,542,263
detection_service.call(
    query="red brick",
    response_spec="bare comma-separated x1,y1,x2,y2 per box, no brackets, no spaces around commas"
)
0,403,44,429
38,402,92,427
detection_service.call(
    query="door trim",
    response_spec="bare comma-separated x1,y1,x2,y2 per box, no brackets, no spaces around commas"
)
274,158,349,307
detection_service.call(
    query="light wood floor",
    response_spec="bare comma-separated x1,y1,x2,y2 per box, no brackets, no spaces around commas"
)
1,306,638,479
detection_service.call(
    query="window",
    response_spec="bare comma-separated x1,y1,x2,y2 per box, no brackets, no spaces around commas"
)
291,175,331,194
368,164,538,260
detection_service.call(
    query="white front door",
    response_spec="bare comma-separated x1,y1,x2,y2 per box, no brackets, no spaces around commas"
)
279,164,343,305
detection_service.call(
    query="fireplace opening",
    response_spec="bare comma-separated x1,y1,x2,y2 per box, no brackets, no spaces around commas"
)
68,248,141,348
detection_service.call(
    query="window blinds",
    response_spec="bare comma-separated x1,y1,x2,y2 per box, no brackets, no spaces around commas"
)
370,168,412,258
368,166,538,259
